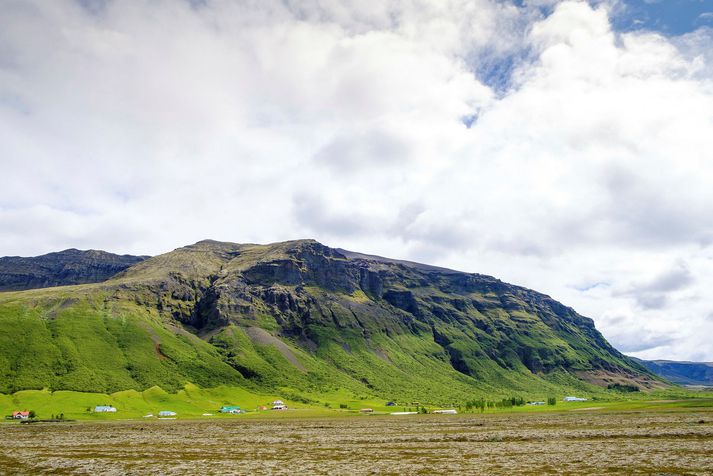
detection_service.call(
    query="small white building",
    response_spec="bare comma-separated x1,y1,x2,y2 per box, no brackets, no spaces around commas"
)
159,410,177,417
433,409,458,414
271,404,287,411
272,400,284,406
94,405,117,413
563,396,588,402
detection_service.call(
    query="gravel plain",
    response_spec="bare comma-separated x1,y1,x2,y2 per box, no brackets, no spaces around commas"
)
1,410,712,475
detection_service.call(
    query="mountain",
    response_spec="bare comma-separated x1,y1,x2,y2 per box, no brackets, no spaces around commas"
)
0,249,148,291
0,239,661,401
634,358,713,387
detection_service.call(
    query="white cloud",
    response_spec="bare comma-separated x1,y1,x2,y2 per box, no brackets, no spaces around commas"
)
1,0,713,359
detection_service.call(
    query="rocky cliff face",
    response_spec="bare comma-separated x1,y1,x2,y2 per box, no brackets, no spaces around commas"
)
112,240,656,386
0,239,660,397
0,249,148,291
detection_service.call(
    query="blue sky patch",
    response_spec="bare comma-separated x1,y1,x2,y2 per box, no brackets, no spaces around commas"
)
611,0,713,36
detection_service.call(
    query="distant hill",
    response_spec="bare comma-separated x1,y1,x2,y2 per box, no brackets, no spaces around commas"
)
633,358,713,386
0,239,661,400
0,249,148,291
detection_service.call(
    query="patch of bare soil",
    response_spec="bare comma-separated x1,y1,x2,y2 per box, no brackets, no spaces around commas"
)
45,298,80,319
141,322,167,360
576,370,668,390
1,411,712,475
243,326,306,372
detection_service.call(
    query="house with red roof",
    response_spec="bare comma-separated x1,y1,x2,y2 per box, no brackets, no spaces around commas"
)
12,411,30,420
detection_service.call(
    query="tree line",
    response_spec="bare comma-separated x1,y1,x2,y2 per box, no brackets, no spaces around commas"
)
463,396,557,412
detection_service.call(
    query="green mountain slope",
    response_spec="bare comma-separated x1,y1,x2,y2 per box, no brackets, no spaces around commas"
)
0,240,661,402
634,358,713,386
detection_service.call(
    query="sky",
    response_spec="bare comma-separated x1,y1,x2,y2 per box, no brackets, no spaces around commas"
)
2,0,713,361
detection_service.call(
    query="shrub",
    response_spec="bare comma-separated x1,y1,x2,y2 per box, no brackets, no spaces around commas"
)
607,383,639,393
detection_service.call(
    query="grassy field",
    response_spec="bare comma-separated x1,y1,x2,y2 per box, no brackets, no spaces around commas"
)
2,383,712,421
0,384,363,420
1,406,711,474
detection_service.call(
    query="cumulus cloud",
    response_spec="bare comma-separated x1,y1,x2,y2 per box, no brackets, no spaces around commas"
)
615,261,695,310
313,129,411,171
1,0,713,359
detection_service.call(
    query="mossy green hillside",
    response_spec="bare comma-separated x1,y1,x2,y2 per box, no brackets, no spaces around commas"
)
0,239,662,404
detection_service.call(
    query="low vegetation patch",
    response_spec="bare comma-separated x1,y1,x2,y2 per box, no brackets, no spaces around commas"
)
607,383,640,392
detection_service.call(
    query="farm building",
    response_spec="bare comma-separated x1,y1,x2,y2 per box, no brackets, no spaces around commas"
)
158,410,177,417
271,404,287,410
563,396,588,402
219,406,241,414
94,405,117,413
272,400,284,406
12,411,30,420
527,401,546,406
432,409,458,414
360,408,373,413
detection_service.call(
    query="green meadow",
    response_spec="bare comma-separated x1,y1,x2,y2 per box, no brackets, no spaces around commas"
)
2,383,712,422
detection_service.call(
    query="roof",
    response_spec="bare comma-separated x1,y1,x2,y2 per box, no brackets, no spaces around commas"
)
13,411,29,416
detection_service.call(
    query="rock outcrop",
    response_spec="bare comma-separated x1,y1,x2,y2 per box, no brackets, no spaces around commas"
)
0,249,148,291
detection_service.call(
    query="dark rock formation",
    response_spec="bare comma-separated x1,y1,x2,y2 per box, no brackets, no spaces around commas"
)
0,249,148,291
115,239,656,385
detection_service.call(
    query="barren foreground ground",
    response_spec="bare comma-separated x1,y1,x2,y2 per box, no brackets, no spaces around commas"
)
1,410,712,475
